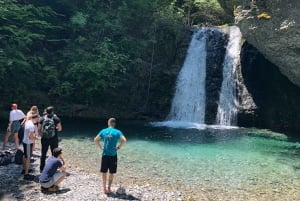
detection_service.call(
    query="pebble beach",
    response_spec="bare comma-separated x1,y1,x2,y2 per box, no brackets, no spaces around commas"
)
0,143,186,201
2,129,300,201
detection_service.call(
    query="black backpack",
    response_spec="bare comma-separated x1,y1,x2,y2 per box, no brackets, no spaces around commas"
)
14,149,23,165
18,125,24,142
0,151,14,166
42,115,56,139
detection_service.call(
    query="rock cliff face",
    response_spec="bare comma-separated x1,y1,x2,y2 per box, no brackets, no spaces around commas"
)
219,0,300,87
239,42,300,134
205,29,228,124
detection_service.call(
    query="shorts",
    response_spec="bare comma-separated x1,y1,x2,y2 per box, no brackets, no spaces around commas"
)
11,121,21,134
100,155,117,174
40,172,64,188
23,143,33,159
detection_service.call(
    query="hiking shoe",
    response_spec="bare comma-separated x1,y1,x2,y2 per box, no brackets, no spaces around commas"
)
48,185,59,192
40,186,48,191
23,174,35,180
21,169,33,174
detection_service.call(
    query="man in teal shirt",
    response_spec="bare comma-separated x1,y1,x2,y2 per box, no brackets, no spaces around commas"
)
94,118,126,194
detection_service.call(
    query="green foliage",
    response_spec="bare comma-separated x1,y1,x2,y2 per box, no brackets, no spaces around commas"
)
70,12,88,27
176,0,231,26
0,0,233,118
0,0,64,105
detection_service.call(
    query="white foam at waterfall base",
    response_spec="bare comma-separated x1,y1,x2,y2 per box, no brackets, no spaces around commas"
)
150,121,207,129
167,29,207,123
150,121,238,130
216,26,242,126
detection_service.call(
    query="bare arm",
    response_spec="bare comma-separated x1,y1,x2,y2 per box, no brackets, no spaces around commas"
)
29,131,35,140
38,123,42,134
7,121,12,131
59,154,66,165
58,155,66,172
117,135,127,150
56,122,62,132
20,111,27,126
94,135,102,151
59,164,67,172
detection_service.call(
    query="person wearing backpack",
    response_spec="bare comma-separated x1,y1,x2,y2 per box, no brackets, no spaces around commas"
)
38,106,62,172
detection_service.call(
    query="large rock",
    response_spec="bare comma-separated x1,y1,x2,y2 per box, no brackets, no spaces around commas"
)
219,0,300,87
239,42,300,134
205,28,228,124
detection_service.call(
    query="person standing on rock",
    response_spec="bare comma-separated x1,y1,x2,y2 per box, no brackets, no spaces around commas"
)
22,113,39,180
94,117,126,194
38,106,62,172
2,103,25,150
21,105,40,155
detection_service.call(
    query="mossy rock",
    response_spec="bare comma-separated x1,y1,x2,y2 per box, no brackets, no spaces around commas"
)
246,129,288,141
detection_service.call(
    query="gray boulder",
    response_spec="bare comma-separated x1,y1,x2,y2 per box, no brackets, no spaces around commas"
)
220,0,300,87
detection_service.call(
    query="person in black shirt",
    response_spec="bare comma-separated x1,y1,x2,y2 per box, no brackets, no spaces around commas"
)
38,106,62,172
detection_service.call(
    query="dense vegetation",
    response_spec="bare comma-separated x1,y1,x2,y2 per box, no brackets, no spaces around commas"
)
0,0,232,119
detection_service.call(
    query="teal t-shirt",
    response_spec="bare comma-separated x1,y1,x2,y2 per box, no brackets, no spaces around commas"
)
98,127,123,156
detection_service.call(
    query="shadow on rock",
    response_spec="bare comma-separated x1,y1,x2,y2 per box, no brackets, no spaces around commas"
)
41,187,71,195
107,192,141,200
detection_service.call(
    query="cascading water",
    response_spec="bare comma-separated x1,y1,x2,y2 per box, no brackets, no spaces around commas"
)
167,29,207,123
161,26,242,128
216,26,242,126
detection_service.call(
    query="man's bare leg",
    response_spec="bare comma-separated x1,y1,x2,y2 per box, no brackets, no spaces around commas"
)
2,131,11,150
25,157,30,174
102,173,108,193
13,132,20,150
108,174,114,193
54,171,66,186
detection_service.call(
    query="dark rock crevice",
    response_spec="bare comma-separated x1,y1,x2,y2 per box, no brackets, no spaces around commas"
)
204,28,228,124
238,42,300,133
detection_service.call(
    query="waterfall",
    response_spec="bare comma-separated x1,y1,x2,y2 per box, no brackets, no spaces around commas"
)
167,29,207,123
164,26,242,128
216,26,242,126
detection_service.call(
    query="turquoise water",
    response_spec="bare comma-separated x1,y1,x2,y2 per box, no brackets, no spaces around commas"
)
4,119,299,200
54,119,300,200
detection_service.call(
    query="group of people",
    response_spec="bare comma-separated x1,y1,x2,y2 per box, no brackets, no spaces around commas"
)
2,103,66,192
2,103,127,195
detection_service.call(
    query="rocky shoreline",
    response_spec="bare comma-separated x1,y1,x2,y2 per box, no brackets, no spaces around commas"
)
0,143,185,201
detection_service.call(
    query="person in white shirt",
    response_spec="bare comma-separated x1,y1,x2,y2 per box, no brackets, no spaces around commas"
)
22,113,39,180
2,103,25,150
24,105,40,155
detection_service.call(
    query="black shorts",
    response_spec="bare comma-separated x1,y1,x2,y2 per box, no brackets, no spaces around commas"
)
100,155,117,174
23,143,33,159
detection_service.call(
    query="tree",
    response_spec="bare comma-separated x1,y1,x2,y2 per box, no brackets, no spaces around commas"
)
0,0,65,105
176,0,231,26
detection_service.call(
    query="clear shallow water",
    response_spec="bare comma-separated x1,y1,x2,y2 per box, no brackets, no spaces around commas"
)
30,119,300,200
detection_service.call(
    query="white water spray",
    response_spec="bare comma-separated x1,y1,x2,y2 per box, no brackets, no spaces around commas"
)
167,29,207,123
216,26,242,126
